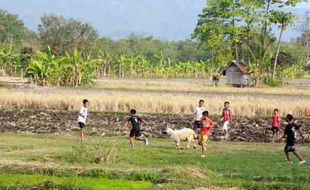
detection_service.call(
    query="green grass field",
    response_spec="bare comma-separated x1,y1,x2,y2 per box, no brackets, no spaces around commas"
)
0,133,309,190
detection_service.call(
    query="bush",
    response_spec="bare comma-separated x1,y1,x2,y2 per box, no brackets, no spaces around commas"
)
264,77,283,87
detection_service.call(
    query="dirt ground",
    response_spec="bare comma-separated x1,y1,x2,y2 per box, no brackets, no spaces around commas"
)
1,109,309,143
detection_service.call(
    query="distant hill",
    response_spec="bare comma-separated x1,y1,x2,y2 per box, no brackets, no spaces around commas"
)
1,0,309,41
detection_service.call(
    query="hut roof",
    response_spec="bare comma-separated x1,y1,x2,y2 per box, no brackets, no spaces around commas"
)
221,60,249,75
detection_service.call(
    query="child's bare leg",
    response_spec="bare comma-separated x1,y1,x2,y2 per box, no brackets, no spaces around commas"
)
129,137,134,148
293,150,304,161
201,143,207,155
192,139,196,149
80,128,84,142
225,129,229,138
272,132,279,142
195,128,199,135
272,134,276,142
186,139,192,149
284,151,291,162
135,135,145,141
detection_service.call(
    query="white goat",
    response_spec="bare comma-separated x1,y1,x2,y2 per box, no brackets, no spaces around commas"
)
165,127,197,149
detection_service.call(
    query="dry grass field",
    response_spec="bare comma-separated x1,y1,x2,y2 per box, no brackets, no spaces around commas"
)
95,78,310,96
1,78,310,117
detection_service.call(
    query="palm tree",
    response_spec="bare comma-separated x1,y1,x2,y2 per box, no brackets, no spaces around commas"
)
270,11,294,79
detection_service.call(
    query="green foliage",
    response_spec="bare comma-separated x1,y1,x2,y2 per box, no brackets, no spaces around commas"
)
270,11,295,29
96,52,210,79
0,10,36,46
95,35,208,64
193,0,305,86
279,65,303,83
296,11,310,70
39,14,99,55
0,45,20,75
193,0,241,73
264,77,283,87
26,48,97,86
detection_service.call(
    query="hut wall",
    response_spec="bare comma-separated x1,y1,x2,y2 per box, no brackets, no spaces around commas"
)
226,65,243,85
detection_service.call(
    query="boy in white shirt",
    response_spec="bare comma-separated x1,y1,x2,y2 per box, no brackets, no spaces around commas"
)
192,100,206,134
77,99,89,142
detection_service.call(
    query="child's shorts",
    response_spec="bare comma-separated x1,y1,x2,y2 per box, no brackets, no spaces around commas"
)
78,122,85,129
193,121,201,130
129,127,142,138
199,134,208,146
271,127,279,135
223,121,230,130
284,145,296,153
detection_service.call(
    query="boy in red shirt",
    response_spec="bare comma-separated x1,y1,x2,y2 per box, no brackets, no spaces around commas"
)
271,109,281,142
221,101,232,139
198,111,214,158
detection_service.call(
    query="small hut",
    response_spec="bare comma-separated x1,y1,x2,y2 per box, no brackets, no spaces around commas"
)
221,60,250,86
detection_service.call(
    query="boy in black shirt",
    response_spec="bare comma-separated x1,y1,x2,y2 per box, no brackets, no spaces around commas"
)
278,114,306,164
123,109,149,148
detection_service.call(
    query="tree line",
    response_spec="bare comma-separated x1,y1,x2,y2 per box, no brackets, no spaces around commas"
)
0,2,309,86
193,0,310,86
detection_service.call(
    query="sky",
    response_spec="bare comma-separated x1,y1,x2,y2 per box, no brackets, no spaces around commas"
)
1,0,310,41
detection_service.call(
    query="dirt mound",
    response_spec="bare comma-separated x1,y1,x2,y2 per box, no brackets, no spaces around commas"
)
0,110,309,143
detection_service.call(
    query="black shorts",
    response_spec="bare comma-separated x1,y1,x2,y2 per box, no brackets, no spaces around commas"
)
193,121,201,130
78,122,85,129
284,145,296,153
129,127,142,137
271,127,279,135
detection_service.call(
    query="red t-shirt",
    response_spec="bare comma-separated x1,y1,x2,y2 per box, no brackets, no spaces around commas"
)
222,108,232,121
272,114,280,127
200,117,214,135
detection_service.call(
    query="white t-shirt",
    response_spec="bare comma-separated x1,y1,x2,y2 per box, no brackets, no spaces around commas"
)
77,106,88,124
194,106,206,121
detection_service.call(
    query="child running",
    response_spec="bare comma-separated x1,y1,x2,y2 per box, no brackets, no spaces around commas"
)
192,100,206,135
271,109,281,142
278,114,306,165
198,111,214,158
77,99,89,142
123,109,149,148
221,101,232,139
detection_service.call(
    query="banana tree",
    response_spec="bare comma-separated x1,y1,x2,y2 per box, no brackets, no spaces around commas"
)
0,46,20,75
26,49,55,85
96,50,115,78
64,49,97,86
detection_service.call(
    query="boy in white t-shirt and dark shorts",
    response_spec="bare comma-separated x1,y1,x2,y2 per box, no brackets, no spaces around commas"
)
192,100,206,135
77,99,89,142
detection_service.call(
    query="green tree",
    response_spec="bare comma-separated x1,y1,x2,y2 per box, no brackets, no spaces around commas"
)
194,0,304,86
270,11,295,79
296,11,310,68
0,10,35,46
193,0,246,76
38,14,99,55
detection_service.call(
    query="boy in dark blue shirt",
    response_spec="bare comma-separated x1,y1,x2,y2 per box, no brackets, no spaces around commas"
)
123,109,149,148
278,114,306,164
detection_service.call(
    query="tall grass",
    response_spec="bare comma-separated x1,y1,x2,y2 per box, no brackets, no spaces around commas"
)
1,88,310,117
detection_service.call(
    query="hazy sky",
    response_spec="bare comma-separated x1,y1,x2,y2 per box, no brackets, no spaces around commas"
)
1,0,310,41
